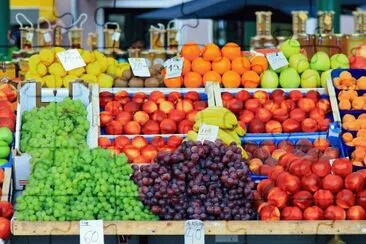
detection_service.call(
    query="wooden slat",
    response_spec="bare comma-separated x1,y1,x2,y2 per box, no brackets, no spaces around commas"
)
11,220,366,236
1,168,12,202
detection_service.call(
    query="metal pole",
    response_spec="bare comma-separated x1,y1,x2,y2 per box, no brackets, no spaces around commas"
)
316,0,340,33
0,0,10,59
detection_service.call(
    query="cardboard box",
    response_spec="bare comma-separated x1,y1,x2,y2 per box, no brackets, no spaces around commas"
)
13,82,99,190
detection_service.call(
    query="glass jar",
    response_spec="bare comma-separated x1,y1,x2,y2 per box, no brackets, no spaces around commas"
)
68,28,83,49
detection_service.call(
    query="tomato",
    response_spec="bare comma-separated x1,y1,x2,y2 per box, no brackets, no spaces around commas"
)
303,206,324,220
311,160,331,178
301,174,321,193
324,205,346,220
314,189,334,210
322,174,344,193
0,217,10,239
345,172,364,193
292,190,313,210
281,206,303,220
0,202,13,219
332,158,353,178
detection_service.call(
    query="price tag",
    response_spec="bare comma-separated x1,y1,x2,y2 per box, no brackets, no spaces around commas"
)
164,57,183,79
184,220,204,244
57,49,86,71
80,220,104,244
43,32,51,43
112,32,121,41
128,58,151,77
266,52,289,71
197,123,219,143
26,32,34,42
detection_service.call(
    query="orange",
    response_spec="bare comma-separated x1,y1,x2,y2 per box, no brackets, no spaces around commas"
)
164,76,183,88
250,55,268,74
182,59,191,75
231,57,250,75
203,71,221,83
221,42,241,61
222,71,241,88
212,57,231,75
343,114,356,123
241,70,260,88
342,132,353,143
184,72,203,88
191,57,212,75
181,41,201,61
202,43,221,61
357,76,366,89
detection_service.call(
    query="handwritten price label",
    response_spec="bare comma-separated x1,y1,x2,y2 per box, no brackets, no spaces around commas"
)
57,49,86,71
184,220,204,244
112,32,121,41
43,32,52,43
197,123,219,143
266,52,289,71
128,58,151,77
164,57,183,79
80,220,104,244
26,32,34,42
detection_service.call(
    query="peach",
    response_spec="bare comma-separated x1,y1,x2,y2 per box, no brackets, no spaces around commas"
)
124,121,141,135
142,100,158,114
150,136,165,148
259,204,280,220
301,118,318,132
282,99,296,111
267,187,289,209
176,100,194,113
313,138,330,151
222,92,234,102
317,99,331,113
169,109,186,123
271,89,285,104
314,189,334,210
253,148,271,161
105,120,123,135
100,111,113,126
265,120,282,133
184,91,200,101
98,137,111,148
249,158,263,174
123,101,140,114
105,101,123,115
263,100,280,113
158,145,175,153
317,118,331,131
260,164,273,175
132,136,148,149
114,135,131,150
281,206,303,220
167,135,183,148
133,111,150,125
141,145,158,162
260,140,276,154
305,90,320,102
345,172,364,193
324,205,346,220
123,144,140,161
253,90,269,104
278,173,301,194
282,118,301,133
292,190,313,210
288,90,303,102
324,147,340,159
271,149,287,161
301,173,321,193
114,90,130,104
133,155,148,164
239,110,255,124
336,189,356,209
339,99,351,110
167,91,182,104
347,206,366,220
297,98,316,113
132,92,147,104
309,108,325,122
142,120,160,134
352,97,365,109
99,91,114,108
248,119,265,133
290,108,307,122
268,165,285,181
149,91,165,104
115,111,132,126
236,90,250,102
226,98,243,114
186,110,198,123
303,206,324,220
193,101,208,111
159,100,174,114
151,110,167,123
107,146,120,155
272,108,288,122
244,141,258,154
178,119,193,134
257,179,275,199
245,99,261,112
256,108,272,123
160,118,177,134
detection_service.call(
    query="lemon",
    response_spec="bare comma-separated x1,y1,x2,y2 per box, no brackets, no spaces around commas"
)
81,74,98,83
39,48,54,66
68,67,85,77
28,54,41,73
86,61,101,76
36,63,48,76
81,50,95,64
53,47,65,54
106,57,117,66
25,72,44,85
43,75,62,88
49,63,66,77
98,73,114,88
63,75,78,88
106,64,116,76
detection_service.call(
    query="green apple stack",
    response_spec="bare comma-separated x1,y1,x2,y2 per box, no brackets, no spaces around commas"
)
0,128,12,167
16,98,157,221
260,39,350,89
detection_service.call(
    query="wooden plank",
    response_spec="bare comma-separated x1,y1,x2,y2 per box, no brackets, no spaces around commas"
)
11,220,366,236
1,168,12,202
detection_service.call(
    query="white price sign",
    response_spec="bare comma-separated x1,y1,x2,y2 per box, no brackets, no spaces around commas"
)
112,32,121,41
128,58,151,77
164,57,184,79
197,123,219,143
80,220,104,244
26,32,34,42
57,49,86,71
43,32,52,43
185,220,204,244
266,52,289,71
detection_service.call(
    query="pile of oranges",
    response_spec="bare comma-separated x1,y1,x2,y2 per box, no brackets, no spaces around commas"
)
338,90,366,110
163,42,268,88
334,71,366,90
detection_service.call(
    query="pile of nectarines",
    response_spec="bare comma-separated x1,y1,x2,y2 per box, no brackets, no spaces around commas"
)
98,135,183,163
222,89,331,133
99,90,207,135
334,71,366,90
338,90,366,110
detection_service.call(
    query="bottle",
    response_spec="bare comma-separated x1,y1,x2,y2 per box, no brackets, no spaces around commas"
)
292,11,315,59
250,11,276,49
315,11,334,55
347,10,364,56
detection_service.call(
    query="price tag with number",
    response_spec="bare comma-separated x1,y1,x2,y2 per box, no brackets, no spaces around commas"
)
112,32,121,41
164,57,184,79
185,220,204,244
80,220,104,244
26,32,34,42
57,49,86,71
197,123,219,143
128,58,151,77
43,32,52,43
266,52,289,71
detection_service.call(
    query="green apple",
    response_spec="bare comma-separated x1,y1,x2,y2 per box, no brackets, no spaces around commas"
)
0,128,12,145
301,69,320,88
330,53,350,69
320,69,333,88
280,39,301,58
289,53,309,73
310,51,330,71
260,70,279,88
279,67,301,88
0,145,9,158
0,159,7,166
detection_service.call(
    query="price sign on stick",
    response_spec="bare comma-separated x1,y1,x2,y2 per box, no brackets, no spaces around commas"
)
128,58,151,77
26,32,34,42
185,220,204,244
57,49,86,71
80,220,104,244
266,52,289,71
164,57,183,79
197,123,219,143
112,32,121,41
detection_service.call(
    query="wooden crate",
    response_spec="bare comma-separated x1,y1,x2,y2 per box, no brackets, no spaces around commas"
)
11,220,366,236
1,168,12,202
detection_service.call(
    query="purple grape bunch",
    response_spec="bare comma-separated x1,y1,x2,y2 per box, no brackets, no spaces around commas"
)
132,139,256,220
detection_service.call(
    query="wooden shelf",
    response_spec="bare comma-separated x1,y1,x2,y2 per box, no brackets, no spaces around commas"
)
11,220,366,236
